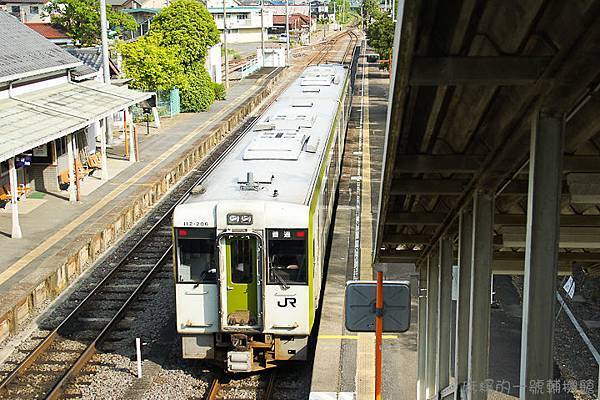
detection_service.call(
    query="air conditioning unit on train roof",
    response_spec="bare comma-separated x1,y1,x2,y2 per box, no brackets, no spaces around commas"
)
243,131,309,160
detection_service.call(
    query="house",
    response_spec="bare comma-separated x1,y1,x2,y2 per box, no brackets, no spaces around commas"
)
0,0,50,22
0,12,153,238
271,12,312,33
263,3,309,17
207,0,273,44
108,0,167,12
66,47,121,82
24,22,72,45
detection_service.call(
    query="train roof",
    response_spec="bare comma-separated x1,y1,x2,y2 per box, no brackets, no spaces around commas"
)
184,64,348,207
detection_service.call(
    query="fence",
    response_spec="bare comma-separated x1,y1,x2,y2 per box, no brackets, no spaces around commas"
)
157,88,181,118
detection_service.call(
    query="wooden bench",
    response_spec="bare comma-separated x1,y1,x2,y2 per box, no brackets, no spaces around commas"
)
87,153,102,169
17,184,32,198
0,186,10,201
58,170,71,190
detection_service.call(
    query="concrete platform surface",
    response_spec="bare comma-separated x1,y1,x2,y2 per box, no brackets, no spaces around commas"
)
309,44,417,400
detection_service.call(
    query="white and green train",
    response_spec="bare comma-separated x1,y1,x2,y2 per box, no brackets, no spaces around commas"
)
172,64,352,372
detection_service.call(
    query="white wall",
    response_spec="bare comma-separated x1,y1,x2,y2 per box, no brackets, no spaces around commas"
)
0,74,68,100
220,28,264,43
211,9,273,30
5,3,50,22
205,43,222,83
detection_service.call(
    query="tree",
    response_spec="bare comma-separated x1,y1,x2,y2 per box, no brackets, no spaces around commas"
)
117,36,186,92
118,0,222,112
148,0,220,67
45,0,136,47
362,0,381,25
180,63,216,112
366,10,394,61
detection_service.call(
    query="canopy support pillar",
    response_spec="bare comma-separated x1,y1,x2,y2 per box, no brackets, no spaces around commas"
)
437,236,453,391
468,191,494,400
417,267,428,400
67,133,76,202
425,251,440,399
454,210,473,399
128,108,136,163
519,111,564,399
100,119,109,181
8,158,22,239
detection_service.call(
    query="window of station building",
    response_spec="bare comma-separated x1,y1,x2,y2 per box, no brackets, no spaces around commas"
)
267,229,308,285
55,137,68,158
237,13,248,20
230,237,254,284
11,6,19,13
30,6,39,14
176,229,217,283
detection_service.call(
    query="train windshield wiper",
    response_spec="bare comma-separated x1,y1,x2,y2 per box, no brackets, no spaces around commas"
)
272,269,290,290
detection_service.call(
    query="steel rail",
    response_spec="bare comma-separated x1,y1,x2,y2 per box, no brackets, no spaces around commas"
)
206,370,277,400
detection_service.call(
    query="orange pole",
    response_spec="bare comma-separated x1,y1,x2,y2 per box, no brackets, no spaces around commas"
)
134,126,140,162
375,270,383,400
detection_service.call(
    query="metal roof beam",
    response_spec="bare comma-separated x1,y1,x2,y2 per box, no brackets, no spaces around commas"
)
391,179,469,195
394,155,484,173
381,233,434,244
410,56,552,86
384,213,600,226
563,156,600,173
391,179,570,196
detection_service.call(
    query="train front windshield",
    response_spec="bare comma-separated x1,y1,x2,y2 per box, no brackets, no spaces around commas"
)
267,229,308,286
176,228,217,283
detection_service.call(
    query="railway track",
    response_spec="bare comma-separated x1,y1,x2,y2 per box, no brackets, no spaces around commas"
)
0,32,359,400
207,371,276,400
206,368,308,400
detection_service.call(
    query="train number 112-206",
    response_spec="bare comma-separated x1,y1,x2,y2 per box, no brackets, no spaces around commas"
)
182,221,209,227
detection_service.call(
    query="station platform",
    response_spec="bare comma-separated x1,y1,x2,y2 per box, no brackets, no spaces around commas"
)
309,46,418,400
0,67,289,343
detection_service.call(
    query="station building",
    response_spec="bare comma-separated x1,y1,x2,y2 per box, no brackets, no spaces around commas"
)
0,11,152,239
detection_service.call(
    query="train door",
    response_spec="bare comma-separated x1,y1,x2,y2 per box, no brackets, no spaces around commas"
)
222,235,261,328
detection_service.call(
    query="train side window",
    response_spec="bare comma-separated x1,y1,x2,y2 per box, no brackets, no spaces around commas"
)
267,229,308,285
177,229,217,283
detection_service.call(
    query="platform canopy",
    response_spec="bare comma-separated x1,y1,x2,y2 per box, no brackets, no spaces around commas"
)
375,0,600,270
0,80,153,163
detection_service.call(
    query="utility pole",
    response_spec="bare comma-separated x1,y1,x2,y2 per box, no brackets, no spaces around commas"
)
285,0,290,65
223,0,229,89
99,0,113,156
307,0,311,44
99,0,110,84
260,0,264,65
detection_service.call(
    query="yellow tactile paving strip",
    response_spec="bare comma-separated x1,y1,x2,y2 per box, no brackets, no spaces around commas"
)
356,42,376,400
0,79,266,287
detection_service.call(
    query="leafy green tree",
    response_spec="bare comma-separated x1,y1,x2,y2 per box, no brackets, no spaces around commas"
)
362,0,381,25
366,10,394,60
148,0,220,67
117,36,186,91
45,0,136,47
119,0,222,112
329,0,351,24
180,63,216,112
